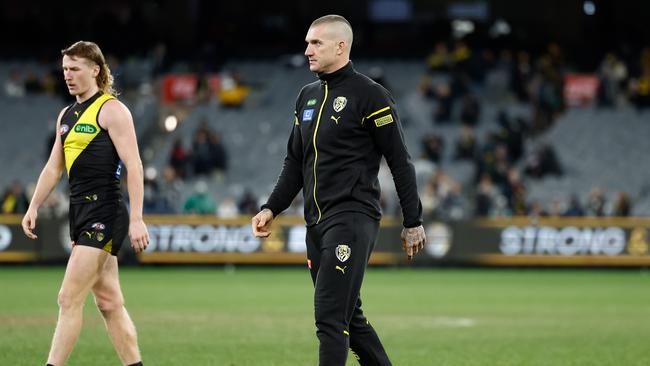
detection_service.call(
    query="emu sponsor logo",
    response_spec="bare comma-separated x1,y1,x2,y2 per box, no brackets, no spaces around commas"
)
146,225,261,253
500,226,627,256
74,123,97,134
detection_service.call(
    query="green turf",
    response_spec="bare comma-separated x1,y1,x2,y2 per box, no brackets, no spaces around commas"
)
1,266,649,365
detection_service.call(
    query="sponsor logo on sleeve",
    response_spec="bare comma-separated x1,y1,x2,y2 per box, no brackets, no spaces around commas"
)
302,109,314,122
374,114,394,127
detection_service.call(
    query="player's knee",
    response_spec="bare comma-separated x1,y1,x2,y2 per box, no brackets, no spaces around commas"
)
95,296,124,315
57,289,83,311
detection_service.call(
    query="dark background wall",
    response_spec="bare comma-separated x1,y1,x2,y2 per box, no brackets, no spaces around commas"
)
1,0,649,70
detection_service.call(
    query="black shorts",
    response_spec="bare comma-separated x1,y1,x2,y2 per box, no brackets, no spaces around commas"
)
69,200,129,256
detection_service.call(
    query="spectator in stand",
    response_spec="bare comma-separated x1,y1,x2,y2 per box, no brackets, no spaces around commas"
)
217,197,239,218
596,53,628,108
238,189,259,215
454,125,477,160
419,179,438,220
628,50,650,110
158,166,184,214
611,191,631,216
510,50,533,103
426,41,451,73
24,72,43,94
474,131,498,183
208,130,228,175
169,137,189,178
530,44,565,133
4,69,25,97
432,82,453,123
495,112,527,163
2,180,30,214
451,40,472,75
142,170,160,214
422,133,444,164
217,70,249,108
491,144,511,189
439,180,466,220
191,127,214,176
547,198,565,217
474,174,499,217
41,69,63,98
527,200,548,217
586,186,606,216
523,143,563,178
459,93,481,126
183,180,216,215
563,194,585,216
502,168,527,215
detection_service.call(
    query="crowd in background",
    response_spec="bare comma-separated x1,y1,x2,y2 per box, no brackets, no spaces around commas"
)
403,39,649,221
2,36,649,221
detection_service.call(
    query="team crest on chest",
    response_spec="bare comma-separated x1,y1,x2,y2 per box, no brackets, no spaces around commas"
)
336,244,351,262
333,96,347,112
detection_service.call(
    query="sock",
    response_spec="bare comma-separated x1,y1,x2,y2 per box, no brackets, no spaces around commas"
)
128,363,143,366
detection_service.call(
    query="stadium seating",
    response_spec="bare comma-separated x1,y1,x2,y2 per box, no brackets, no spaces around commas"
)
2,60,649,215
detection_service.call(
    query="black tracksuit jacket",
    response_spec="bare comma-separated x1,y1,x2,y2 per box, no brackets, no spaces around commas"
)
262,62,422,228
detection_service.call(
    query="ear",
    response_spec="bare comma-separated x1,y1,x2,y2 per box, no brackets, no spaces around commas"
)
337,41,345,55
93,65,100,78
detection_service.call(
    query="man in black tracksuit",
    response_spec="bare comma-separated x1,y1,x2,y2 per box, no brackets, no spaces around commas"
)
252,14,426,366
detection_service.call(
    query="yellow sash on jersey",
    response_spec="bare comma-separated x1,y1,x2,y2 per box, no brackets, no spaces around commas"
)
63,94,115,176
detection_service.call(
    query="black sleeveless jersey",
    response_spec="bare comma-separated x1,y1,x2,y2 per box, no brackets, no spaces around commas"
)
58,92,123,204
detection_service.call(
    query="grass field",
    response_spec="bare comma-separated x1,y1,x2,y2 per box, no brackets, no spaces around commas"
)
1,266,649,365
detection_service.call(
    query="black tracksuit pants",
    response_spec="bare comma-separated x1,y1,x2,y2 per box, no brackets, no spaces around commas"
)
306,212,392,366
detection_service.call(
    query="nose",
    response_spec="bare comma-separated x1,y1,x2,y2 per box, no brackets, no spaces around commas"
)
304,44,313,57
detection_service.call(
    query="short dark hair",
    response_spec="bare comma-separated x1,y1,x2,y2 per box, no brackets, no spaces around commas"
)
310,14,352,30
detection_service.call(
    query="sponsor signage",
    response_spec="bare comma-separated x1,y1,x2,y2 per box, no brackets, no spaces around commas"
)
2,214,648,266
417,218,650,266
139,216,400,264
564,74,599,107
161,74,222,103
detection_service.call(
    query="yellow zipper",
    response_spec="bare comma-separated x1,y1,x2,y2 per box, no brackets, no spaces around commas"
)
312,81,328,224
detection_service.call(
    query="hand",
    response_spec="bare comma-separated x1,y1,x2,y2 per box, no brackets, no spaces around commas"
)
22,209,38,240
401,225,426,260
129,219,149,253
251,209,274,238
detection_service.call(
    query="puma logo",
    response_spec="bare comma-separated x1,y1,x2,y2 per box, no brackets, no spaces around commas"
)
330,115,340,124
74,111,80,118
335,265,346,274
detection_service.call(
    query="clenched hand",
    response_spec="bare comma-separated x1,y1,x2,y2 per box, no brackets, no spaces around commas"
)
401,225,426,260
